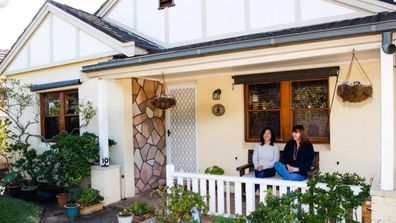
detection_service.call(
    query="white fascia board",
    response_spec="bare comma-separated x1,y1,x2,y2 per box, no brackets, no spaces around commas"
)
49,4,135,57
96,0,120,18
333,0,396,13
0,4,51,75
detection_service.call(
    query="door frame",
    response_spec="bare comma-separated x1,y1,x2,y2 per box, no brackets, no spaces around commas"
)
165,81,199,173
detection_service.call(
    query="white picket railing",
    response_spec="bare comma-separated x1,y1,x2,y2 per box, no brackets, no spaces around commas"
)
166,164,363,222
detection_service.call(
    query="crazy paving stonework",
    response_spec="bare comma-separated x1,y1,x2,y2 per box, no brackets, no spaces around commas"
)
132,78,166,193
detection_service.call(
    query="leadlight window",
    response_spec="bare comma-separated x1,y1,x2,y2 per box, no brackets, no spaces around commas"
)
245,79,329,143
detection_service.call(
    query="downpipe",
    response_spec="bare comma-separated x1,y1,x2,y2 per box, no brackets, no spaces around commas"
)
382,32,395,54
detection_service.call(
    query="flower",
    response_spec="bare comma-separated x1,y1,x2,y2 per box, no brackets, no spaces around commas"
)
118,208,132,217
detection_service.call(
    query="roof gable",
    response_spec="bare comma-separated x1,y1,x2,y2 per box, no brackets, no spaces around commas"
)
0,1,162,75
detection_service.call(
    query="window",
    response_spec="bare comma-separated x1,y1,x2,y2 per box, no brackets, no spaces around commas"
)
40,90,79,140
158,0,175,9
245,79,329,143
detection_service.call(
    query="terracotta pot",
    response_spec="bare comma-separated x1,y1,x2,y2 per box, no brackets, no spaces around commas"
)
56,193,68,208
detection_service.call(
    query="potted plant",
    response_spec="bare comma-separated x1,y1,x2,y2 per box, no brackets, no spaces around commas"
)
21,182,38,201
64,187,82,218
130,201,153,222
204,165,224,175
2,171,25,198
79,188,104,215
117,208,133,223
50,132,100,207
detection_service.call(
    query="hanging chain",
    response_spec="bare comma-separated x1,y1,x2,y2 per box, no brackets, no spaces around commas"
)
345,49,372,86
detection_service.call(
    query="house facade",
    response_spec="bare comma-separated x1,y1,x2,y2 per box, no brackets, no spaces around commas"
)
1,0,396,221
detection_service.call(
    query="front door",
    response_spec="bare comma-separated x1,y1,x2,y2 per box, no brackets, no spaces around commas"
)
166,83,198,173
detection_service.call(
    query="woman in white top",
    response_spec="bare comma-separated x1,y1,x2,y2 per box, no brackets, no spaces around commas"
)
252,127,280,190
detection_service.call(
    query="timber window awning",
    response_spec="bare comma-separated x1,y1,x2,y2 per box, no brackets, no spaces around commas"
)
232,67,339,85
31,79,81,92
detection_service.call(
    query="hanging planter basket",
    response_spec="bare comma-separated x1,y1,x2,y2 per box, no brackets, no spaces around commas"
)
152,95,176,109
152,73,176,110
337,84,373,102
337,50,373,103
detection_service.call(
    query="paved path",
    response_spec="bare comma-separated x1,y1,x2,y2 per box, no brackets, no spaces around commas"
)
39,202,120,223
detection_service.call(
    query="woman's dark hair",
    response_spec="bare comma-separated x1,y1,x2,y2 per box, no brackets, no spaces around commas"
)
259,127,275,146
291,125,309,145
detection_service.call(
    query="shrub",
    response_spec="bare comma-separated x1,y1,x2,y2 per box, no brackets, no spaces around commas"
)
300,172,370,222
67,187,82,204
204,165,224,175
247,172,370,223
247,190,301,223
130,201,153,216
79,188,104,206
51,132,100,186
152,185,208,223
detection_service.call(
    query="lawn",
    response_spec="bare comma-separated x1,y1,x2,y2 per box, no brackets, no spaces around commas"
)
0,196,43,223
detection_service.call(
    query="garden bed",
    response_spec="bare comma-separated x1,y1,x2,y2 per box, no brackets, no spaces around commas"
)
0,196,43,223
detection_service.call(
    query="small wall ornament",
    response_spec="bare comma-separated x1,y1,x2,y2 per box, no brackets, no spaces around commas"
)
212,104,225,116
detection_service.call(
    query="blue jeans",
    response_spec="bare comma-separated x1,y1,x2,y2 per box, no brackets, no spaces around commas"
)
254,168,275,191
274,162,307,181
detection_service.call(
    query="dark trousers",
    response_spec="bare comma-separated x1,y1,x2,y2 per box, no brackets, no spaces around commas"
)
254,168,276,191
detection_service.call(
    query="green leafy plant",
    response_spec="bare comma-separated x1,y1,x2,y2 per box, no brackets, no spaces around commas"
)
152,185,208,223
246,172,370,223
247,190,301,223
210,215,246,223
0,119,10,153
300,172,370,223
130,201,153,216
67,187,82,204
79,188,104,206
234,214,247,223
1,171,23,186
118,208,132,217
51,132,100,187
204,165,224,175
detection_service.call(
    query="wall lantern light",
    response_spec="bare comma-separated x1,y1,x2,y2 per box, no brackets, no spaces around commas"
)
212,89,221,100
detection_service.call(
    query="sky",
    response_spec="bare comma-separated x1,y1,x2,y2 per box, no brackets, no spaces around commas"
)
0,0,104,49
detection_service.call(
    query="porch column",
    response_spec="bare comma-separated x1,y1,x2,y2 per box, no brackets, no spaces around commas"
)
380,45,394,190
98,78,110,167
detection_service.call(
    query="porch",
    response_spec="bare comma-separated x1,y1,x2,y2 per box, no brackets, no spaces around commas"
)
85,33,396,221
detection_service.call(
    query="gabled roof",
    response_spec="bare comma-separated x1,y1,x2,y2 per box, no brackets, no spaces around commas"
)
50,1,162,51
0,0,163,75
83,10,396,72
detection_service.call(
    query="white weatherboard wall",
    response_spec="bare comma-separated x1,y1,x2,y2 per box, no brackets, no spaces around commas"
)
103,0,367,47
6,13,115,74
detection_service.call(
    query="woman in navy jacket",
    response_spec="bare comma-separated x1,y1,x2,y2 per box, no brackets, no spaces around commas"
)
274,125,314,181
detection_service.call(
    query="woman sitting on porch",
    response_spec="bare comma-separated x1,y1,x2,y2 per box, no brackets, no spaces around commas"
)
252,127,280,187
274,125,314,181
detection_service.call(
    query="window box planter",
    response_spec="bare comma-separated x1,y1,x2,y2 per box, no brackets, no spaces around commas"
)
80,203,103,216
64,203,80,218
